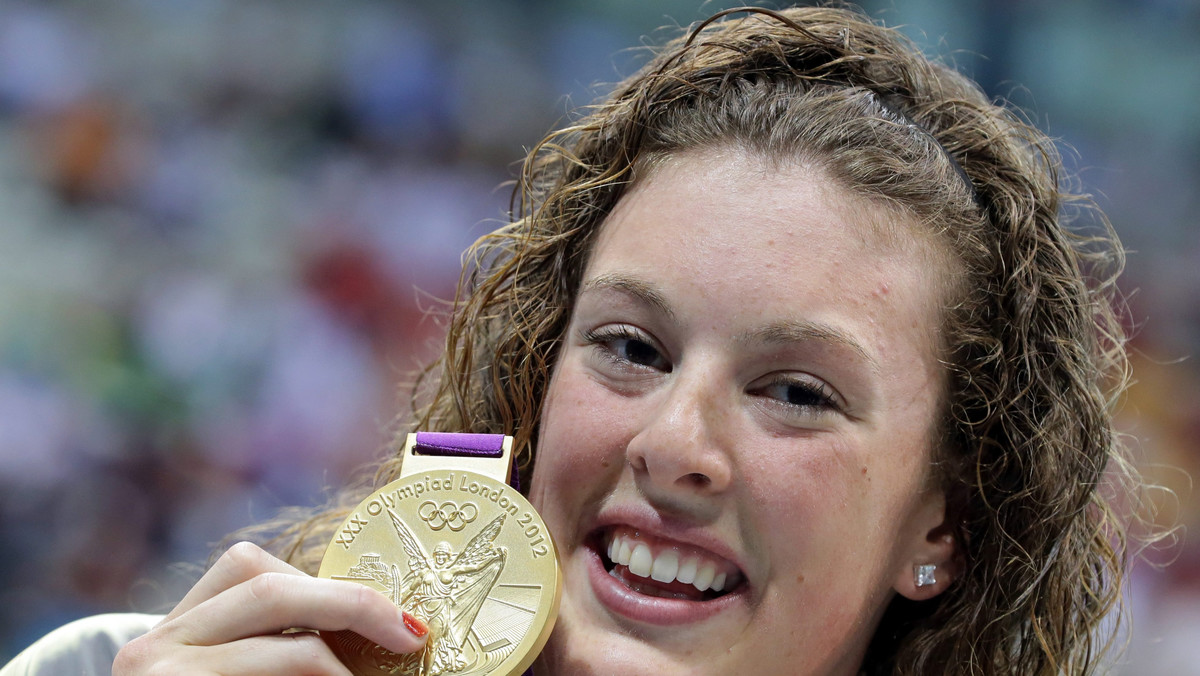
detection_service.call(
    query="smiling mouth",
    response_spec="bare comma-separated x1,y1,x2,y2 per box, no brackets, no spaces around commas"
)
595,527,744,601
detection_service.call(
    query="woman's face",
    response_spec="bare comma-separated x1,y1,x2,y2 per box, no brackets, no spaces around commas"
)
529,148,955,675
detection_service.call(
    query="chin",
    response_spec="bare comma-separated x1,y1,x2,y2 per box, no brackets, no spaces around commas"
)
536,620,711,676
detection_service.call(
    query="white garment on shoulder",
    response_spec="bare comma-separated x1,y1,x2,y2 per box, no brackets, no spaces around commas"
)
0,613,164,676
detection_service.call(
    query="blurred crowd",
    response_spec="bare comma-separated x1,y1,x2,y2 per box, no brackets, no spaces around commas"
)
0,1,1197,672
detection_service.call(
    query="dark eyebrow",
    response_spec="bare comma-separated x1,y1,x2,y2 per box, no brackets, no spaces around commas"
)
580,273,675,321
744,320,879,373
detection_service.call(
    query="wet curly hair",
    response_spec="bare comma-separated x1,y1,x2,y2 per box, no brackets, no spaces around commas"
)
251,6,1135,674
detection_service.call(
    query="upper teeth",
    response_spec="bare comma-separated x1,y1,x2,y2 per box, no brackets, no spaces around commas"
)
607,533,730,593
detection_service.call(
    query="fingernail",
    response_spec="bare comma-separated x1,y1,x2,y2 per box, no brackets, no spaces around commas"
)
402,611,428,638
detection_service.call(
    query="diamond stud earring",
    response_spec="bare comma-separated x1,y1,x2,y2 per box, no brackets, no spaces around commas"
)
914,563,937,588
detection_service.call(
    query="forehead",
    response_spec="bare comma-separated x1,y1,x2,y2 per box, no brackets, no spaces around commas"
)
629,146,948,256
597,148,947,278
584,147,951,358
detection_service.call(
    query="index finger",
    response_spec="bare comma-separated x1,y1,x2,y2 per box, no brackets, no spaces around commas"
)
172,572,427,656
165,542,308,622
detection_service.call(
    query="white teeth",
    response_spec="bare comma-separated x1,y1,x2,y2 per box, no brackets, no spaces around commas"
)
676,557,698,584
650,550,679,583
692,561,716,592
617,539,633,566
605,533,735,595
628,543,653,577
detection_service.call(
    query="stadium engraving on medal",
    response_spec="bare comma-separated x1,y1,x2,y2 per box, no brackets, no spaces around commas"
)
319,470,560,676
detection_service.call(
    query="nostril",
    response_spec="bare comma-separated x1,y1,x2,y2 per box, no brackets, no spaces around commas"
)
684,472,711,488
627,452,646,472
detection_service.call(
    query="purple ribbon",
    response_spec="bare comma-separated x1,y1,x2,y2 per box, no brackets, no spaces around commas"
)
414,432,505,456
412,431,520,492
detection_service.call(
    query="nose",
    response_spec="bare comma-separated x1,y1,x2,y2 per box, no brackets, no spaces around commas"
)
626,367,734,501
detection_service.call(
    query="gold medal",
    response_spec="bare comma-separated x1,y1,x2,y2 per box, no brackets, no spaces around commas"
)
318,433,560,676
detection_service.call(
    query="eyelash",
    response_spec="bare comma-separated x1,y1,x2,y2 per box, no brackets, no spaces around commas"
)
581,326,670,371
749,376,840,413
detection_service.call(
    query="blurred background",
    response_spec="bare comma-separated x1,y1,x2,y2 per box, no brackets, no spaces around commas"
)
0,0,1196,671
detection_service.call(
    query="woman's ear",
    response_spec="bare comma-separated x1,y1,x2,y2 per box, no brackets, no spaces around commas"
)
893,490,961,601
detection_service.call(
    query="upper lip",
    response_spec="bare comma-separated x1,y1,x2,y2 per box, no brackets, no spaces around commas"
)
590,505,748,583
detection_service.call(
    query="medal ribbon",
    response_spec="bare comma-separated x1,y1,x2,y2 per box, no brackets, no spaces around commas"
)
413,431,522,492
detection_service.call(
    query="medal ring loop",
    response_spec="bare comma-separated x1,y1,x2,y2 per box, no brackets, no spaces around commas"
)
457,502,479,526
417,500,441,527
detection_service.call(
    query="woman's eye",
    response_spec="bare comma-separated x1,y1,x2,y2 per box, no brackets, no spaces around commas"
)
582,327,670,372
615,337,663,367
752,377,838,412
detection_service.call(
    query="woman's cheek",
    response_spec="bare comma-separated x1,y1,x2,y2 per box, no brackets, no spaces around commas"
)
549,367,639,458
531,364,625,514
741,436,864,515
738,436,878,580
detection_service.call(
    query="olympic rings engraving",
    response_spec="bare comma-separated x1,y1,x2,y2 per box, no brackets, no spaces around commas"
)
417,500,479,531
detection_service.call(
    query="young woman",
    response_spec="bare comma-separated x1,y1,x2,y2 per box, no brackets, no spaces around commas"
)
6,6,1135,675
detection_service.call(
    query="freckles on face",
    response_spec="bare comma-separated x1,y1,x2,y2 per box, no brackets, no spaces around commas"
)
530,147,951,676
735,429,913,597
531,361,643,557
740,436,854,514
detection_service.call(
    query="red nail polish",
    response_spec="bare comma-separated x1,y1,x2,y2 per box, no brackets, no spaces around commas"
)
402,611,428,638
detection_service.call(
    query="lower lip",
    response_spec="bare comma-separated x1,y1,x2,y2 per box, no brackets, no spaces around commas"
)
585,545,743,625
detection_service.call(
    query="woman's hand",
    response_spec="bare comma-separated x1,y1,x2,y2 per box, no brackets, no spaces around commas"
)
113,541,427,675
